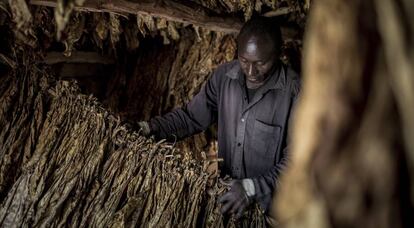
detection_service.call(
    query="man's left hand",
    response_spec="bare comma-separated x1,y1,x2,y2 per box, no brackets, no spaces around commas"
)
218,179,252,219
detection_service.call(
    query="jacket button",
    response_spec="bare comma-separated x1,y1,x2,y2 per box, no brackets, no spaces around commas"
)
237,143,241,146
241,118,245,122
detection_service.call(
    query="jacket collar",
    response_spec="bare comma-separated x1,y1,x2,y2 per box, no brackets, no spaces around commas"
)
225,60,287,91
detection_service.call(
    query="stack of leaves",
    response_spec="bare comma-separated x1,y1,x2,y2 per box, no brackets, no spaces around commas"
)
0,66,266,227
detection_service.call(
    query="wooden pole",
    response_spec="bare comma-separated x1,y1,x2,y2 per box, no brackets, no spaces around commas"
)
29,0,243,34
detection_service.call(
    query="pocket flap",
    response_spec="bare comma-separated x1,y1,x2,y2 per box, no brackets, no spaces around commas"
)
254,120,280,133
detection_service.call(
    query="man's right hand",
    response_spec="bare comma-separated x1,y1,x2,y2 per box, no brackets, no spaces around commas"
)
218,179,252,219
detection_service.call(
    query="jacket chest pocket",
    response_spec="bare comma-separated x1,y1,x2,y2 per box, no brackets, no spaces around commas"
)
252,120,281,160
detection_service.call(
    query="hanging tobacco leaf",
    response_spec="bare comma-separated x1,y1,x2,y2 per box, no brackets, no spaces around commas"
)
109,13,121,49
124,17,140,51
136,14,147,37
167,21,180,41
63,12,85,57
7,0,37,47
54,0,86,40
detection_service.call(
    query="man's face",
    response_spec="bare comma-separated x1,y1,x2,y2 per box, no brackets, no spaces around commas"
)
238,35,278,88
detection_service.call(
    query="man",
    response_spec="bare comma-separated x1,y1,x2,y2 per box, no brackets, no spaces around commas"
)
138,17,300,219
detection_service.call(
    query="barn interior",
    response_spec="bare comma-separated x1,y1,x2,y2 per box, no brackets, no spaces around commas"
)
1,0,414,227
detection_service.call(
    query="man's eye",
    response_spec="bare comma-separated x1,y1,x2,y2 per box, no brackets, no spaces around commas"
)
257,62,264,66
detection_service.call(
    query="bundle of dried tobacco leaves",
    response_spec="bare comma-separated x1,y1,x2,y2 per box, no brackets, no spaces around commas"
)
0,67,266,227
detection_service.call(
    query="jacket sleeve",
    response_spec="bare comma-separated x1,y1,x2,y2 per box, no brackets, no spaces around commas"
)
148,69,221,141
251,79,301,212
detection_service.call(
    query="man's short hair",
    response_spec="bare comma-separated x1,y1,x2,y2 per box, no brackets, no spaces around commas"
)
237,17,283,55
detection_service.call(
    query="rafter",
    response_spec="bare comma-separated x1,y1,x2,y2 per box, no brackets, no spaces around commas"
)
29,0,243,34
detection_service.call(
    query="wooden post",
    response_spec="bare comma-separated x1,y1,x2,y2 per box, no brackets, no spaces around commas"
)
275,0,414,227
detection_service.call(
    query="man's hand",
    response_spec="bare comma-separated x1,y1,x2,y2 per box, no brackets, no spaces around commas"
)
218,179,252,219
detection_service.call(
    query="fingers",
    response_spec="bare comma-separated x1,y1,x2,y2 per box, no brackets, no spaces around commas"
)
219,192,234,214
218,192,232,204
229,199,243,214
219,193,247,216
218,184,250,218
235,202,248,219
220,200,234,214
221,198,247,219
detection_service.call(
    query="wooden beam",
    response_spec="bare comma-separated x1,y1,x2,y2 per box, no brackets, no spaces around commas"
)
42,51,115,65
29,0,243,34
59,63,106,78
262,7,296,17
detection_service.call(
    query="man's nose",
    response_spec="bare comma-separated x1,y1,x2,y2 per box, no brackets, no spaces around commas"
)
248,64,256,76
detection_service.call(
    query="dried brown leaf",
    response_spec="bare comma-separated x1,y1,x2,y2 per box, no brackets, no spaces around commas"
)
109,13,121,48
63,13,85,57
55,0,86,40
95,13,108,41
136,14,147,37
167,21,180,41
124,19,140,50
156,18,168,30
142,14,156,33
8,0,37,47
